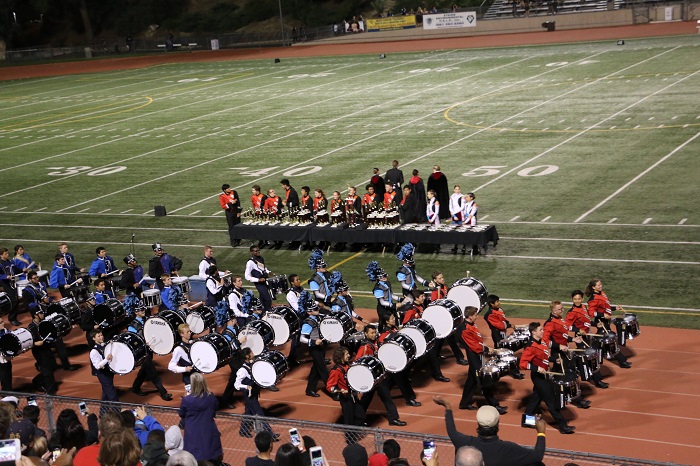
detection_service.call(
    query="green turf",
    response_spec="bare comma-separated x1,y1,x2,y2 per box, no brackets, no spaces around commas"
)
1,36,698,328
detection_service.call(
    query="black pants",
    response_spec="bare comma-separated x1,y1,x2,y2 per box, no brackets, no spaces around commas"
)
425,345,445,379
239,390,273,437
32,348,56,395
360,379,399,421
132,353,167,395
225,210,240,246
1,283,19,321
255,284,272,313
287,333,301,365
525,373,568,428
222,353,245,406
460,350,498,408
53,338,71,369
387,372,416,401
0,361,12,391
306,345,329,393
338,393,366,444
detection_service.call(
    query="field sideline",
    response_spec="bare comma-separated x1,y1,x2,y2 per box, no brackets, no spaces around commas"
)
0,32,698,329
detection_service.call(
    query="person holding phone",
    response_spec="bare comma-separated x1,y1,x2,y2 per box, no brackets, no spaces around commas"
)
244,431,275,466
433,395,546,466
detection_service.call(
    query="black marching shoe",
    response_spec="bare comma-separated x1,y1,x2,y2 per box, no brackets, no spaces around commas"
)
456,358,469,366
305,391,320,398
559,425,575,434
160,393,173,401
594,380,609,389
131,388,148,396
64,365,79,371
459,404,477,410
495,405,508,415
512,373,525,380
576,400,591,409
405,399,422,407
620,362,632,368
389,419,407,427
267,385,279,392
10,320,22,327
434,376,450,383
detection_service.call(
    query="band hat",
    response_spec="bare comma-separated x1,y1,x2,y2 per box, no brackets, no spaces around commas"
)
152,243,163,251
476,405,500,428
123,254,137,264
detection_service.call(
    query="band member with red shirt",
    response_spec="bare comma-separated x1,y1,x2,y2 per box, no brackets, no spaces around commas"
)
458,307,507,414
250,185,267,214
402,290,450,383
353,325,406,426
484,294,524,379
430,271,467,365
378,314,421,407
345,186,362,225
566,290,609,388
520,322,575,434
219,184,241,247
383,183,401,209
263,189,284,249
327,346,366,442
585,279,631,368
362,184,378,217
543,301,590,409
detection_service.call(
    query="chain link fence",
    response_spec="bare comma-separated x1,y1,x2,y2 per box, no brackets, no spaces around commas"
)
0,391,685,466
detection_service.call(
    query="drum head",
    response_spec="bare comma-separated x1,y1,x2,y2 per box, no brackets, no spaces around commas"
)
492,348,513,358
347,365,376,393
105,341,136,375
143,318,177,355
186,312,206,335
265,313,291,346
319,316,349,343
251,361,278,387
399,328,427,357
241,331,265,356
190,341,220,374
447,286,484,313
422,307,454,339
378,343,409,372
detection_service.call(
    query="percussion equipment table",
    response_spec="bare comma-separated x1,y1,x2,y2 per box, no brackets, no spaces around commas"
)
310,224,397,244
233,224,314,242
396,225,499,250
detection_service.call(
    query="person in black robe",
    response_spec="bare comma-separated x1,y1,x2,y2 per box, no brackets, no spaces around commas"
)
399,185,418,224
427,165,450,220
369,168,386,199
408,169,427,223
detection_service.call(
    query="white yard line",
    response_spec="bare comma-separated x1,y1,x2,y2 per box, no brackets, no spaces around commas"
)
486,254,699,265
575,131,700,222
498,236,700,245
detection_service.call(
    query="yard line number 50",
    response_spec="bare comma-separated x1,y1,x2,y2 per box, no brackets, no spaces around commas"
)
462,165,559,177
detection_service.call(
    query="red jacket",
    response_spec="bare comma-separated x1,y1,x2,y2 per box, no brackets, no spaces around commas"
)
460,322,485,354
378,328,395,344
543,315,570,348
486,308,509,331
219,191,236,211
430,284,448,302
327,364,350,392
588,292,614,318
263,196,281,215
354,341,377,361
401,305,422,325
565,305,591,334
251,193,266,211
519,340,550,371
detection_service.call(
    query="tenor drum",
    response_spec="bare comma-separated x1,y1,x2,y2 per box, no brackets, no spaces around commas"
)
478,363,501,388
186,306,216,334
252,350,289,387
105,333,147,375
143,310,187,355
107,276,121,294
172,277,191,294
399,319,436,357
142,289,162,308
0,292,11,314
551,373,581,408
266,274,289,298
47,297,81,324
348,356,385,393
220,273,233,287
264,305,300,346
319,312,354,343
498,336,523,351
422,299,463,338
491,348,514,358
190,333,232,374
93,299,126,328
241,320,275,356
39,313,72,340
574,348,601,381
0,328,34,357
221,327,241,353
499,355,519,374
16,280,29,299
447,277,488,313
377,333,416,373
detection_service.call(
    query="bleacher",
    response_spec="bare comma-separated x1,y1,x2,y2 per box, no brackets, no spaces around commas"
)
484,0,636,19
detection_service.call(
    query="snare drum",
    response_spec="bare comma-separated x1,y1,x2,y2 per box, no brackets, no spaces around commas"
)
320,312,354,343
172,277,191,294
399,319,436,357
75,272,92,287
105,333,147,375
422,299,463,338
551,373,581,408
348,356,385,393
264,305,300,346
499,355,519,374
574,348,601,381
491,348,514,358
613,313,640,345
478,363,501,388
107,276,121,294
94,299,126,328
47,297,81,324
447,277,488,313
241,320,275,356
16,280,30,299
266,274,289,298
186,306,217,334
0,292,11,314
252,350,289,387
142,289,162,308
0,328,34,357
143,310,187,355
39,313,72,340
600,333,619,359
190,333,232,374
36,269,49,284
378,333,416,373
498,336,523,351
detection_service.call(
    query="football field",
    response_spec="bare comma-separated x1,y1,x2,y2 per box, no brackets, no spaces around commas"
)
1,35,699,327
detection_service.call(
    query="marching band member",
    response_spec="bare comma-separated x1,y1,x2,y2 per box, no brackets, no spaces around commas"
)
90,329,119,410
566,289,609,389
402,290,450,383
585,279,631,368
219,183,241,247
362,184,378,217
308,249,332,309
251,185,267,214
280,178,299,209
22,271,50,316
0,247,20,326
396,244,432,297
430,271,467,365
120,254,144,299
385,159,404,191
0,321,12,390
93,278,114,305
160,275,181,311
399,185,418,224
520,322,575,434
49,253,82,299
28,308,56,394
88,247,118,283
449,185,465,225
484,295,523,379
285,275,306,367
229,275,252,327
463,192,478,226
300,186,313,212
204,264,226,308
330,190,345,216
168,323,195,392
367,261,400,323
80,293,100,347
149,243,183,290
383,183,401,209
377,313,421,407
327,346,366,442
244,245,274,312
128,307,173,401
543,301,589,409
299,296,328,397
235,347,279,438
198,246,217,279
345,186,361,225
58,242,85,275
331,280,369,326
459,307,507,414
263,189,284,249
370,167,386,199
12,245,37,280
426,190,440,226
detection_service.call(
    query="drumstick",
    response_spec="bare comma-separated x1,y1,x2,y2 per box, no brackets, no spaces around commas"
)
567,348,587,352
544,371,565,376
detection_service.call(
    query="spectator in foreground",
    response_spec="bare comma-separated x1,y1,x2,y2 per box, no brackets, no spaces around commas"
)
72,411,125,465
343,443,368,466
48,408,98,453
433,396,546,466
142,429,170,466
456,446,485,466
178,372,223,463
369,439,401,466
97,429,142,466
165,425,184,456
121,406,164,446
246,430,275,465
275,443,303,466
22,404,47,439
166,450,198,466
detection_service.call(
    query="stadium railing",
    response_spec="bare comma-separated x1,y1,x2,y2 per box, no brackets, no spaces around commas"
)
0,391,686,466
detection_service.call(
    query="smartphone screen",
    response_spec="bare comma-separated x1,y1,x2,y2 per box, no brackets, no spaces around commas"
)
52,449,61,462
521,413,536,427
289,428,301,446
423,440,436,461
309,446,323,466
0,438,20,463
27,396,37,407
78,402,88,415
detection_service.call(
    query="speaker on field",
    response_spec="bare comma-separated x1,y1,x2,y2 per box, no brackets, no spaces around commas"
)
154,205,167,217
542,21,555,32
274,58,281,63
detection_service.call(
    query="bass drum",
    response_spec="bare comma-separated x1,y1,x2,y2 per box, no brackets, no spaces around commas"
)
447,277,488,313
143,309,187,355
190,333,232,374
319,312,354,343
186,306,217,335
377,332,416,373
221,327,241,354
252,350,289,387
48,297,81,324
105,333,147,375
94,299,126,328
241,320,275,356
264,305,300,346
0,328,34,357
422,299,462,338
347,356,385,393
399,319,436,357
39,313,72,340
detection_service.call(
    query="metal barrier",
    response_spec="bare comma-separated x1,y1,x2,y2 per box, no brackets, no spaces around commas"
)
0,391,684,466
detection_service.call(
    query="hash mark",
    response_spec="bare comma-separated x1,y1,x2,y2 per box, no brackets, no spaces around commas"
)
607,218,617,224
678,218,687,225
642,218,652,224
509,216,520,222
541,216,551,222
